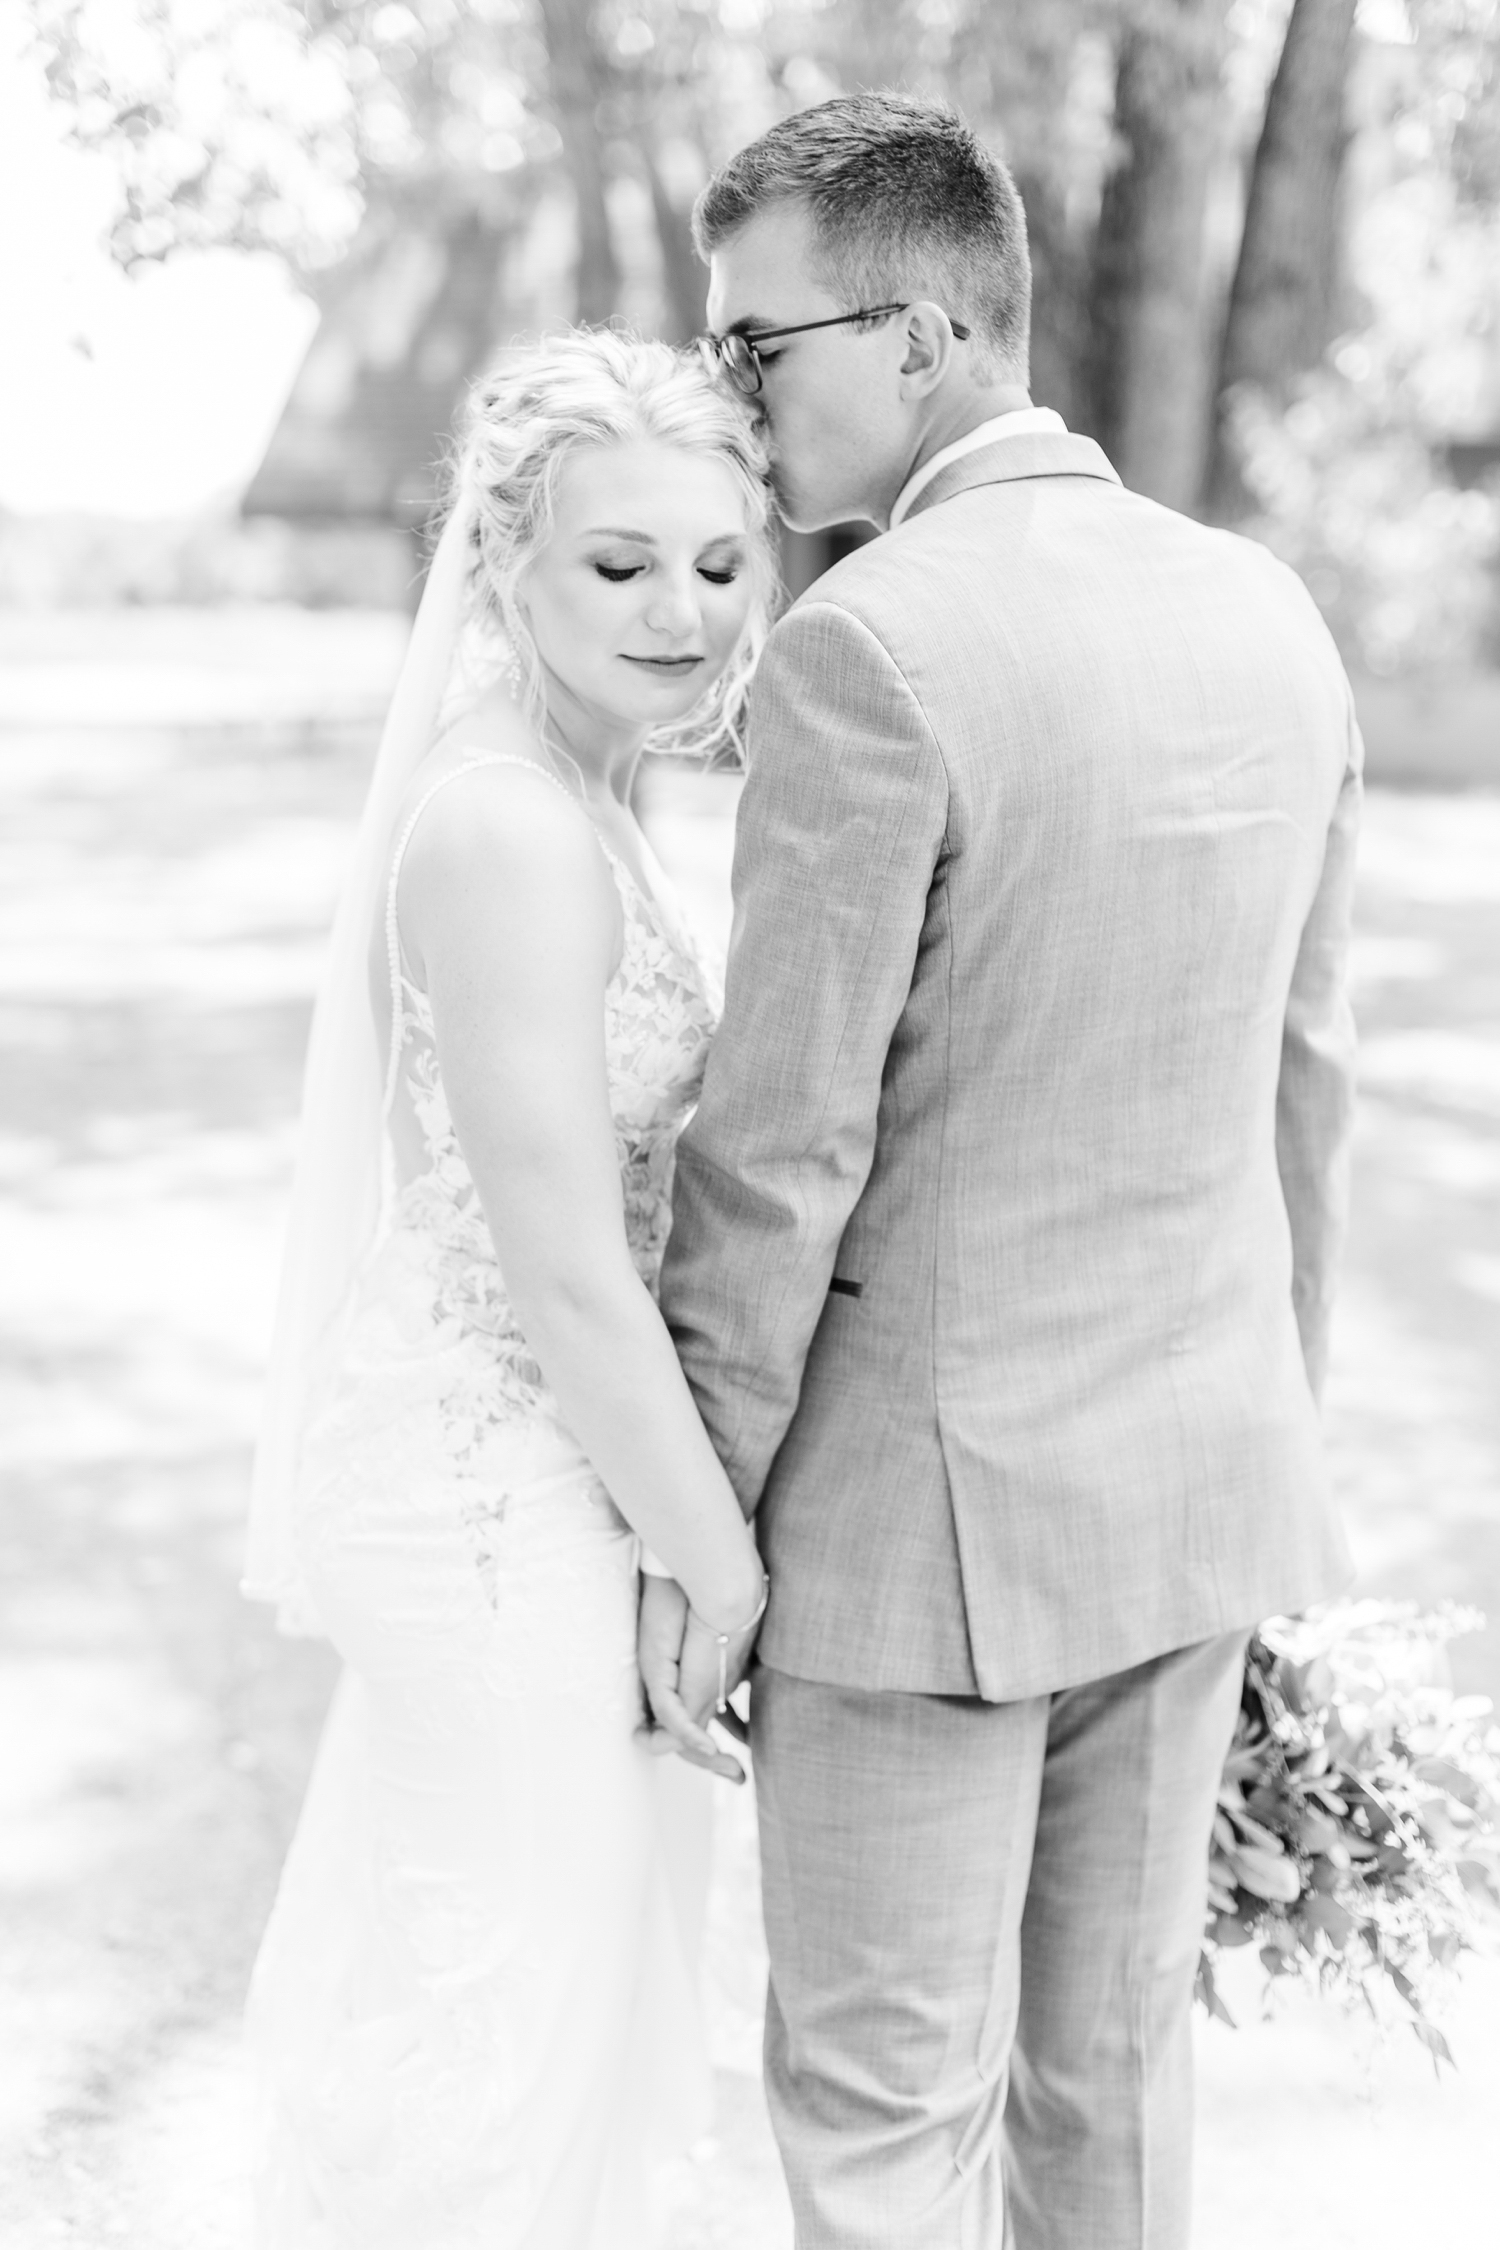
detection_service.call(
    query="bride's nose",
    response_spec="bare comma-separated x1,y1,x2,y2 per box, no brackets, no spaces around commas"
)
643,569,702,639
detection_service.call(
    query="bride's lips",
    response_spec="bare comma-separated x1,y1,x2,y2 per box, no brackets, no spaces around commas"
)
621,654,704,673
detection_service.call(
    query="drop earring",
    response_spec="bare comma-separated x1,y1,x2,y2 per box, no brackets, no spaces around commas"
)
501,606,530,695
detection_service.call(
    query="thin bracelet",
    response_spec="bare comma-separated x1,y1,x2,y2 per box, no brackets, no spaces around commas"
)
691,1571,771,1713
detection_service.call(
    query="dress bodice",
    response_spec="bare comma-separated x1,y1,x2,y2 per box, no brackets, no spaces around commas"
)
374,754,720,1424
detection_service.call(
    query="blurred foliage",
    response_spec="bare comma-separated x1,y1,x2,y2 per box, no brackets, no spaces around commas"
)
27,0,1127,277
1233,369,1499,673
34,0,366,270
1227,6,1500,672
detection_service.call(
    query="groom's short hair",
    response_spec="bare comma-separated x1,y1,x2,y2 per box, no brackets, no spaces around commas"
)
694,93,1031,381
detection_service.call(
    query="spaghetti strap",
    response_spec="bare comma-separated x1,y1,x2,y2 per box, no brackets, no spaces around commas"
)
380,753,585,1119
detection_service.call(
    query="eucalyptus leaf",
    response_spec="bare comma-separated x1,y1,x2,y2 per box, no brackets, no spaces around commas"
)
1413,1757,1481,1807
1298,1894,1355,1948
1230,1843,1302,1904
1410,2018,1455,2073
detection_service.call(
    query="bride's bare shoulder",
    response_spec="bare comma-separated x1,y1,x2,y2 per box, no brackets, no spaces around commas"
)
397,723,593,888
390,730,614,979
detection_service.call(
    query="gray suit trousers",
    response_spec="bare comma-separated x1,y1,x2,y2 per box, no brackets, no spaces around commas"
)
751,1632,1249,2249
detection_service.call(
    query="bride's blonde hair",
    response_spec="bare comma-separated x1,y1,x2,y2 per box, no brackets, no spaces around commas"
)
451,327,778,760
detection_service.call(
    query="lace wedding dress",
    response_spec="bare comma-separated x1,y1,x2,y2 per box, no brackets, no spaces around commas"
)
247,756,722,2249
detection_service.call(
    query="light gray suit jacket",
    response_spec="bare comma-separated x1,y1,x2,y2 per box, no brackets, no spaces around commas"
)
660,431,1359,1701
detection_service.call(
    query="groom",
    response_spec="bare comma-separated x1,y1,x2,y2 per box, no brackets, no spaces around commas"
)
642,92,1360,2247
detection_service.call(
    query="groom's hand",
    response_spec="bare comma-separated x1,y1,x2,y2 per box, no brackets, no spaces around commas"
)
638,1573,745,1784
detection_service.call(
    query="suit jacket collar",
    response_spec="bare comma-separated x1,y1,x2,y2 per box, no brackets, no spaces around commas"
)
899,431,1120,524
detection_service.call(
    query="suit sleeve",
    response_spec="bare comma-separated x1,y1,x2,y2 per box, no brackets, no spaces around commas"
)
660,597,949,1511
1275,690,1363,1402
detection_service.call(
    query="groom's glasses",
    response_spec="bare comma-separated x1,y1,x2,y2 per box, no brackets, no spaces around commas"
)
698,305,972,398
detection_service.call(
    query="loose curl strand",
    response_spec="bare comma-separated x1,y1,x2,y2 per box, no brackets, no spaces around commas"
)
444,327,779,764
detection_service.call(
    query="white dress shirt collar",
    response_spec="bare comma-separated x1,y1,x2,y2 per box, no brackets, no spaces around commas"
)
888,407,1068,529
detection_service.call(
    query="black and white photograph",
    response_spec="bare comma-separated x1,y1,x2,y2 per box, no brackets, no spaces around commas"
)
2,0,1499,2242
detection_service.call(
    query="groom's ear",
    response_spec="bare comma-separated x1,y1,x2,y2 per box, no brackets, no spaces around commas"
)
897,304,958,397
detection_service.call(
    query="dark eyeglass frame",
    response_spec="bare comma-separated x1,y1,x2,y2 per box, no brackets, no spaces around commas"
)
698,303,972,397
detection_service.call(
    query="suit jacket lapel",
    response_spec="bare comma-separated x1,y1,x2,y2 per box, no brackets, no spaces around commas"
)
901,432,1121,524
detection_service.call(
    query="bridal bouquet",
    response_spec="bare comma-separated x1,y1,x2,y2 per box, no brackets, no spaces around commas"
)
1199,1600,1500,2062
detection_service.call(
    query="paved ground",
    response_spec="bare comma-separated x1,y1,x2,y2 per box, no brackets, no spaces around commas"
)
2,608,1498,2247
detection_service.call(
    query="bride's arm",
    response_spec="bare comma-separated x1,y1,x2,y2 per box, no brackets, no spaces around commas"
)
398,764,765,1638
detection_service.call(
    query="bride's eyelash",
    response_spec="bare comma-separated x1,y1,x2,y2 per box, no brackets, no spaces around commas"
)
595,560,740,586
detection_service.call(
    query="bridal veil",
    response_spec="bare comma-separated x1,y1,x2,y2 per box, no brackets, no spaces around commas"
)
242,488,476,1629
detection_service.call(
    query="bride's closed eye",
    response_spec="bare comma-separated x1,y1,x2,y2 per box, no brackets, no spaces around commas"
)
595,562,644,583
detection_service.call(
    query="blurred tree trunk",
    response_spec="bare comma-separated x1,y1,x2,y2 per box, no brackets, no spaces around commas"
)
645,152,708,342
243,195,513,530
1204,0,1360,519
1089,0,1229,511
538,0,621,322
1014,171,1092,430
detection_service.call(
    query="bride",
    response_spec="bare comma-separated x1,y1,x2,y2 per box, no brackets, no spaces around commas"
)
242,329,778,2248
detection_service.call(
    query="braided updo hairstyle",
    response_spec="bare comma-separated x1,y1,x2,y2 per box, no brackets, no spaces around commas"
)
452,327,778,760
